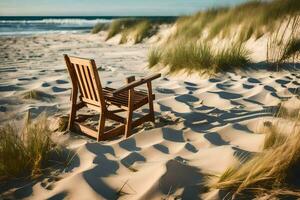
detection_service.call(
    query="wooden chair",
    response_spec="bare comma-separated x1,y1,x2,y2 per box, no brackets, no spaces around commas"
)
64,54,161,141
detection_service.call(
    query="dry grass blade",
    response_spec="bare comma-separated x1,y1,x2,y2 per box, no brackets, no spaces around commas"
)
0,113,62,181
207,103,300,199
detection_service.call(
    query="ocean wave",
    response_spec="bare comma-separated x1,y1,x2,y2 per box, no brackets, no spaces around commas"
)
0,30,86,36
0,18,112,25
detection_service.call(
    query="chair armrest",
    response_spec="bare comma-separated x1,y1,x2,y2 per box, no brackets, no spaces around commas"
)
112,73,161,95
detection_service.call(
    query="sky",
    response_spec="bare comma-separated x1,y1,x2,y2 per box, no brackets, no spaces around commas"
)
0,0,250,16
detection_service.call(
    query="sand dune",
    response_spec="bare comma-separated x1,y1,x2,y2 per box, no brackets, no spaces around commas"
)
1,33,300,199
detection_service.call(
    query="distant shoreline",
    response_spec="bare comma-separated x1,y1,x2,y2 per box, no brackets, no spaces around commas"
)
0,16,177,36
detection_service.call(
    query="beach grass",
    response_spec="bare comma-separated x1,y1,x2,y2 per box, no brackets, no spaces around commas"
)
120,20,152,44
148,40,250,73
106,18,143,41
214,43,250,72
0,113,60,181
173,0,299,42
163,40,214,73
148,0,299,74
207,103,300,199
105,18,171,43
148,47,162,68
91,23,109,34
280,37,300,61
22,90,55,101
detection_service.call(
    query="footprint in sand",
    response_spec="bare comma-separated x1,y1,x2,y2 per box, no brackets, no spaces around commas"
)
275,79,291,85
288,87,300,95
0,67,18,73
184,81,197,86
264,85,277,92
292,81,300,86
175,94,199,103
52,86,69,93
184,143,198,153
18,77,37,81
284,76,293,80
243,84,255,89
42,82,51,87
154,144,169,154
56,79,69,84
0,106,7,112
0,84,23,92
247,78,261,84
156,87,175,94
209,78,221,83
54,69,66,73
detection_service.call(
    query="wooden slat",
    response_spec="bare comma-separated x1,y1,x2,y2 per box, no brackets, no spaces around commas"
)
104,87,147,99
89,59,106,108
107,112,126,123
74,122,98,138
76,114,96,122
101,124,125,140
84,66,97,101
87,66,99,102
109,108,126,113
79,65,91,99
69,56,91,66
85,103,102,111
112,73,161,95
74,64,88,98
81,97,100,106
133,97,149,110
132,113,152,128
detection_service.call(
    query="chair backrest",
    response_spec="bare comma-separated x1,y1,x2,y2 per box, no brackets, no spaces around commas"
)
64,54,105,107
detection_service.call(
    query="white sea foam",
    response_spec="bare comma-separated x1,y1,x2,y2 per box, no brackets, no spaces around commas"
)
0,18,111,25
0,30,84,36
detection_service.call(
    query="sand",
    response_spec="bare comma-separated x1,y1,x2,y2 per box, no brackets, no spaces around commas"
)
1,32,300,199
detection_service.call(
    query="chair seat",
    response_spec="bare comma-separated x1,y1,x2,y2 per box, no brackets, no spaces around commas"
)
103,87,154,108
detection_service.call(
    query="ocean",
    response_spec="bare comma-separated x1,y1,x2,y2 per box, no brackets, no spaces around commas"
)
0,16,176,36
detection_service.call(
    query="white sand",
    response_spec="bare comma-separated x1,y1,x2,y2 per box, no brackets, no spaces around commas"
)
1,32,300,199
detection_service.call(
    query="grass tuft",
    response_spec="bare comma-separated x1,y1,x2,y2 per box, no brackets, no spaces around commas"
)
262,122,288,150
0,113,60,181
148,47,162,68
22,90,55,101
132,21,152,43
214,44,250,71
163,40,214,73
106,19,137,41
281,37,300,61
119,20,153,44
91,23,109,34
58,116,69,132
148,40,250,73
105,18,165,43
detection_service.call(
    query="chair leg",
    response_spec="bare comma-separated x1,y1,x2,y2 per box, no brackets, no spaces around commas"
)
68,105,77,131
68,90,78,131
125,109,133,138
147,82,155,123
149,102,155,123
97,112,106,141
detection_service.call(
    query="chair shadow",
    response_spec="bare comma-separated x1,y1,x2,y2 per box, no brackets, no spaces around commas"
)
159,159,206,200
82,142,119,199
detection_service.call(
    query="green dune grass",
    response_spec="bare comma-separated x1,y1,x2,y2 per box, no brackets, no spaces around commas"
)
148,0,299,74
